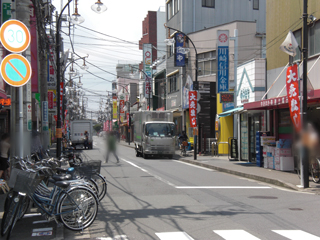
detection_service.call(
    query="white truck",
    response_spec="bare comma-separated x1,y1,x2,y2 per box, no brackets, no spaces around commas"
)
133,111,175,159
70,120,93,149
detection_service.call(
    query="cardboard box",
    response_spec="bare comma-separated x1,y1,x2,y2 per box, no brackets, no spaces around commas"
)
261,136,276,146
279,157,294,171
275,148,292,156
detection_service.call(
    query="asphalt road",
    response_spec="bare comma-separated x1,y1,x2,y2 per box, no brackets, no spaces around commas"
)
6,136,320,240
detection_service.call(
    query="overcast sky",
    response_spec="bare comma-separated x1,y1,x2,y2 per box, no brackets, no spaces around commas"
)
52,0,165,117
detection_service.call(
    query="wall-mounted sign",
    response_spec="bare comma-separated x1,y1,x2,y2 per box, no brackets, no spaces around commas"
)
220,92,234,103
143,43,152,98
217,30,229,93
0,98,10,106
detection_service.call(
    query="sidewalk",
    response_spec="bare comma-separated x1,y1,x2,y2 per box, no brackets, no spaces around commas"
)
119,141,320,194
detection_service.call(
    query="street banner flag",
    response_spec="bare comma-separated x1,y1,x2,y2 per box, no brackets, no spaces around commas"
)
286,64,301,132
280,31,299,57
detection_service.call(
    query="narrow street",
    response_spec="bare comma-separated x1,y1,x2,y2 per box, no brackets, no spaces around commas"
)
7,136,320,240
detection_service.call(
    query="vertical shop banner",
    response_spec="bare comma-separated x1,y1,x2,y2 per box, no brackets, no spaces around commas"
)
286,64,301,132
42,101,49,131
48,91,54,108
120,100,125,114
143,44,152,98
189,91,197,128
47,37,56,89
127,113,130,125
113,100,117,119
30,3,39,92
60,82,63,119
175,33,186,67
217,30,229,93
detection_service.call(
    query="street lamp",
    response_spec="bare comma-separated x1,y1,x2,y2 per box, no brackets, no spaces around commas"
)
164,24,199,161
56,0,107,157
91,0,108,14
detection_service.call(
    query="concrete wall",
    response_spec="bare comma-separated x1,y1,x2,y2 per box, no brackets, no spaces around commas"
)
157,7,166,59
266,0,320,71
167,0,266,35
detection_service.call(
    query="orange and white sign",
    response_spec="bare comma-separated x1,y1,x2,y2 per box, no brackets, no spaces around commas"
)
0,20,31,53
0,54,32,87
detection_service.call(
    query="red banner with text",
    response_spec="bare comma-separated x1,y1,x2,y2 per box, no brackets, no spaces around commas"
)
189,91,197,128
286,64,301,132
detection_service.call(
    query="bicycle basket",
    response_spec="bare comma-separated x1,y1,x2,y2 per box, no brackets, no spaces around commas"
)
8,168,43,195
74,160,101,178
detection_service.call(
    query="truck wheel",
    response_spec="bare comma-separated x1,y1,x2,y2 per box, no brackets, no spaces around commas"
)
168,155,173,159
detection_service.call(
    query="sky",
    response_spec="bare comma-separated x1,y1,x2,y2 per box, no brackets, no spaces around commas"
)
52,0,166,117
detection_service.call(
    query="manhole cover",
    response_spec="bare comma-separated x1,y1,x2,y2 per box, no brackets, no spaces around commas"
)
289,208,303,211
248,196,278,199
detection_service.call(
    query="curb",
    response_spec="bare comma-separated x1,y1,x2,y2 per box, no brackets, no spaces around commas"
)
177,158,299,191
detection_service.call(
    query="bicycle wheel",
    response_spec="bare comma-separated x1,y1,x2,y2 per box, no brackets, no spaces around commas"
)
91,173,107,201
1,192,20,237
18,196,30,220
6,196,22,240
311,161,320,183
58,187,98,231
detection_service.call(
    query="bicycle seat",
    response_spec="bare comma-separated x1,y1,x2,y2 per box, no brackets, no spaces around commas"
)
52,174,72,181
54,181,70,189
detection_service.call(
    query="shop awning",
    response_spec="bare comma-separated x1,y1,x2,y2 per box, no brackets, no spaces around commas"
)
218,107,244,117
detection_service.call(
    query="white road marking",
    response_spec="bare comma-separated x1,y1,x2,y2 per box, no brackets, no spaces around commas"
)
97,236,129,240
120,158,176,187
213,230,261,240
173,160,215,171
156,231,194,240
272,230,320,240
32,227,53,232
176,186,272,189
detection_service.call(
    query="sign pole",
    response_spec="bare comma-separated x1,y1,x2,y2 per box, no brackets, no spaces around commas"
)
19,87,23,158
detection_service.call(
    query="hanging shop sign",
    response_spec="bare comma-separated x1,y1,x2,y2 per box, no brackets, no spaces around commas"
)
189,91,197,128
286,64,301,132
120,100,125,114
175,33,186,67
143,43,152,98
217,30,229,93
220,92,234,103
113,100,117,119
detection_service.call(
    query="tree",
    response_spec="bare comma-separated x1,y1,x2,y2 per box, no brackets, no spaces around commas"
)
93,123,102,132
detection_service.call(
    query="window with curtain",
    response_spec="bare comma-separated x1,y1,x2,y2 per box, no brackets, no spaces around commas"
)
167,1,172,20
202,0,215,8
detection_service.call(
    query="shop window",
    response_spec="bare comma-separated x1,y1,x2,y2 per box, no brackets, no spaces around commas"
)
202,0,215,8
253,0,259,10
169,74,177,93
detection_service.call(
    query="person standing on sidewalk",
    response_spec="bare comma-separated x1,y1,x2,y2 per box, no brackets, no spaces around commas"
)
106,131,119,163
0,133,10,180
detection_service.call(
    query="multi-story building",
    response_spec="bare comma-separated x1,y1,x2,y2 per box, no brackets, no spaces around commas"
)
239,1,320,164
165,0,266,146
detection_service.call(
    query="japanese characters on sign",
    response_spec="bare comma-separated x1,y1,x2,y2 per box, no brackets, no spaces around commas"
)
120,100,125,114
189,91,197,128
220,92,234,103
286,64,301,132
175,33,186,67
217,30,229,93
143,44,152,98
113,100,117,119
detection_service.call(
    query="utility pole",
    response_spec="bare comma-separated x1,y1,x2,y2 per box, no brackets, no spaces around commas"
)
301,0,309,188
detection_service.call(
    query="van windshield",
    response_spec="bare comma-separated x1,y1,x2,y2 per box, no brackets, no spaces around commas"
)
146,123,175,137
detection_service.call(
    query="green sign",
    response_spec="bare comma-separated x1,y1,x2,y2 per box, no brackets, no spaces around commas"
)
2,1,11,24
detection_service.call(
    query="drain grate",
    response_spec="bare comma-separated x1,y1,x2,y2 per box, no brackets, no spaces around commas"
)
248,196,278,199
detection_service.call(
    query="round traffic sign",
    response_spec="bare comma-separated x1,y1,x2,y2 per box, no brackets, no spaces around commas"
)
0,54,32,87
0,20,31,53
